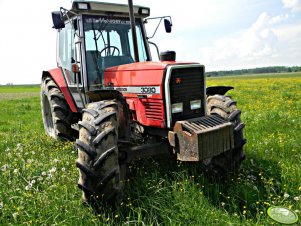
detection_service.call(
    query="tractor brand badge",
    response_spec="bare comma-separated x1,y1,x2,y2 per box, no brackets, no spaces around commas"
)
109,86,160,94
175,78,182,84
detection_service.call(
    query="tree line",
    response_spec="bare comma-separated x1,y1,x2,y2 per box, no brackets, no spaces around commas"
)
206,66,301,77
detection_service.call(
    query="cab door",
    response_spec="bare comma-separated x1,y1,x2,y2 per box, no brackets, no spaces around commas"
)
57,20,86,109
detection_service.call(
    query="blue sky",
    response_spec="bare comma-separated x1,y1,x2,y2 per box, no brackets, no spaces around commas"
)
0,0,300,84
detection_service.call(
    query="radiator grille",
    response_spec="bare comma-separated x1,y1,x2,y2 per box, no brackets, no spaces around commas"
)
143,101,163,121
169,66,205,125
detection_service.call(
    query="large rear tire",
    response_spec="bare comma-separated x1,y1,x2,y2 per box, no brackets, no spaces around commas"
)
76,100,124,205
205,94,246,175
41,77,76,140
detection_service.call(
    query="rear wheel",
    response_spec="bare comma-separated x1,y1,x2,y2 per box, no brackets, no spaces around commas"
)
205,94,246,175
41,77,77,140
76,100,124,205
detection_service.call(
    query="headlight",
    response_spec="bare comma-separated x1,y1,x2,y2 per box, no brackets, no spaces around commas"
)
171,103,183,113
190,100,201,110
77,3,90,10
139,7,150,16
138,8,150,16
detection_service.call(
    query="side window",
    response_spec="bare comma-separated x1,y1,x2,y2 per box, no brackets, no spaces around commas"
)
58,22,80,85
128,25,147,62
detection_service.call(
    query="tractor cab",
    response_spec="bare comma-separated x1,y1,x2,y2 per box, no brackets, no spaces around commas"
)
53,1,154,99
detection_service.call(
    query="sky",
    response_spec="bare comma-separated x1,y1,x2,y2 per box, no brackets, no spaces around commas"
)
0,0,300,84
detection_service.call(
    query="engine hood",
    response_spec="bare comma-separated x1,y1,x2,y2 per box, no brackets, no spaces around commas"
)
105,61,197,72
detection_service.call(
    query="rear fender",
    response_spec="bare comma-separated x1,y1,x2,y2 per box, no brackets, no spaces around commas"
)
42,69,77,112
206,86,234,96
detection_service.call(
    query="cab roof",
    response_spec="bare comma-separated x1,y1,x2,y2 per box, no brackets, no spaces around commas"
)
70,0,150,18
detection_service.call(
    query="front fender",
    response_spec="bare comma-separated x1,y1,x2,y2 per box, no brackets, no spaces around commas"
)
86,90,131,140
206,86,234,96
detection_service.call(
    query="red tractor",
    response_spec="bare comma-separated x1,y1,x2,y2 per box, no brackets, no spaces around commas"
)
41,0,246,204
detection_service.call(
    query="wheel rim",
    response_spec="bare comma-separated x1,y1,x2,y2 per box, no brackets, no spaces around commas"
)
42,94,54,135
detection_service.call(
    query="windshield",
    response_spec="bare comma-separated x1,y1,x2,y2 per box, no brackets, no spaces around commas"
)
83,15,148,89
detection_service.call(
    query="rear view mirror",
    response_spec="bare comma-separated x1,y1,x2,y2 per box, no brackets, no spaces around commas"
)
164,19,172,33
145,16,173,38
52,11,65,29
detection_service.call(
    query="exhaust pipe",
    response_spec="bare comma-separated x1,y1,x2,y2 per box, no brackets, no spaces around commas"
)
128,0,139,62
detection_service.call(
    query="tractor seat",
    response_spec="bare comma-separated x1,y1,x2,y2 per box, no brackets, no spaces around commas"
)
86,51,102,71
102,55,134,69
85,51,134,84
86,50,102,84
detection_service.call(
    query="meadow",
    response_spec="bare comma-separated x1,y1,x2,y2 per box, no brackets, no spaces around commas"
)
0,72,300,225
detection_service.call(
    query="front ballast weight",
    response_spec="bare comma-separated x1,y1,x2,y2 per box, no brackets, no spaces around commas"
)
168,115,234,161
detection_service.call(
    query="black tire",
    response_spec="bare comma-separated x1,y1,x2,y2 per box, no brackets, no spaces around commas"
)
205,94,246,175
76,100,124,205
41,77,76,140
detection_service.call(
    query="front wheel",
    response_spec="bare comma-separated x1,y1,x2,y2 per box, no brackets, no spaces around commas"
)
205,94,246,175
76,100,124,205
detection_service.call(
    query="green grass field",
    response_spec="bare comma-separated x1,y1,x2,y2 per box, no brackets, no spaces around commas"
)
0,73,300,225
0,85,39,93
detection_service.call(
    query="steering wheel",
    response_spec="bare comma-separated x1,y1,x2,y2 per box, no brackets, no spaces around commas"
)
100,46,120,57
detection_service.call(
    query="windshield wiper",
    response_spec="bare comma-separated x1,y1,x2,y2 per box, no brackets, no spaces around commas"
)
92,21,99,54
91,20,103,85
95,14,113,41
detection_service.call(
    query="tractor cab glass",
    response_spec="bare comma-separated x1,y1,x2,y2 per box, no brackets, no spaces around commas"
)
59,22,81,85
83,15,148,89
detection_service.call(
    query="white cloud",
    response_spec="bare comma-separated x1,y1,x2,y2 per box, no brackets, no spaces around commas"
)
199,11,301,71
274,22,301,42
282,0,301,12
269,14,289,24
